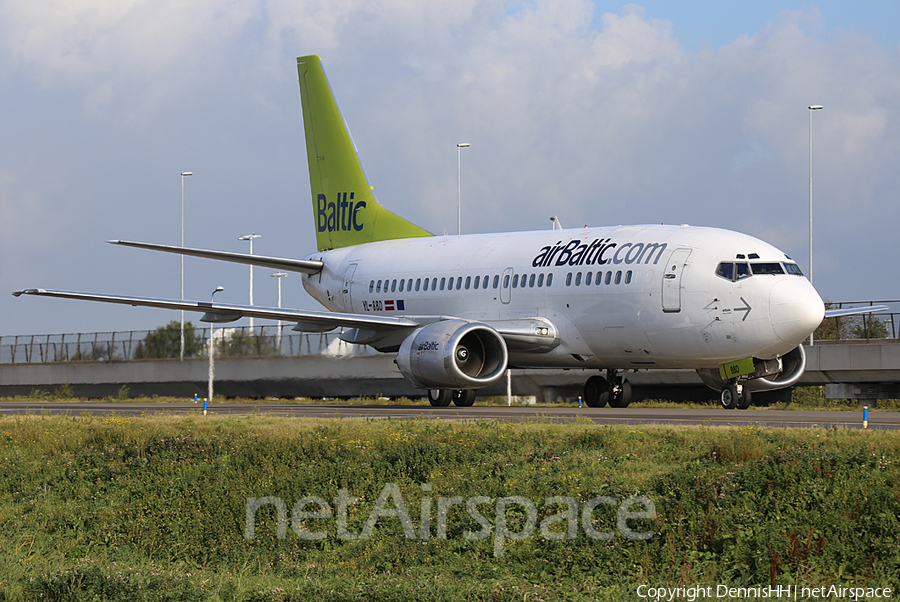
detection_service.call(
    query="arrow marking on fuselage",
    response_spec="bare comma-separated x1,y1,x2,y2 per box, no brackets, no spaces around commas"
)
734,297,752,322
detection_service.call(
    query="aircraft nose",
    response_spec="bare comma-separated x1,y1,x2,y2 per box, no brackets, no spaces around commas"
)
769,278,825,345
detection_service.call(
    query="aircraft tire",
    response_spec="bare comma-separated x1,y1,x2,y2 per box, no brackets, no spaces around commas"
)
608,380,632,408
584,376,609,408
452,389,477,407
736,388,752,410
428,389,453,407
720,384,739,410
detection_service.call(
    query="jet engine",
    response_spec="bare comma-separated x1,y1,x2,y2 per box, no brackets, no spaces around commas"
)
396,320,508,389
697,345,807,392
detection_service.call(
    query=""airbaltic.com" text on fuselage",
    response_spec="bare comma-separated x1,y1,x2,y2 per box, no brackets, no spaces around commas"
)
532,238,667,268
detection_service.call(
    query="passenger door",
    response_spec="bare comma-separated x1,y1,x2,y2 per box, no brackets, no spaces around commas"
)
342,263,357,311
662,249,691,313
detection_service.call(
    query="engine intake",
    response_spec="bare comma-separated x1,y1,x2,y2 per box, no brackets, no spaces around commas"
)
697,345,807,392
397,320,508,389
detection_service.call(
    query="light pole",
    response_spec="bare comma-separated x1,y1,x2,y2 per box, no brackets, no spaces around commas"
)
271,272,287,354
208,285,224,407
457,143,469,235
808,105,823,345
180,171,192,360
238,234,261,331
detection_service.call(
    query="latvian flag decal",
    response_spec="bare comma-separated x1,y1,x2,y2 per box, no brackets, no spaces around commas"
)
385,300,405,311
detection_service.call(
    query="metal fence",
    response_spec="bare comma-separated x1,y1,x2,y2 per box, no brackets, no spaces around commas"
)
0,325,367,364
820,299,900,340
2,299,898,365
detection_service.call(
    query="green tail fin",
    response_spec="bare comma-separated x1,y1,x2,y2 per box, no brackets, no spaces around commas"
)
297,55,432,252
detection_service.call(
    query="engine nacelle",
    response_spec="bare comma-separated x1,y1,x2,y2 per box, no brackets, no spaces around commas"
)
396,320,508,389
697,345,807,392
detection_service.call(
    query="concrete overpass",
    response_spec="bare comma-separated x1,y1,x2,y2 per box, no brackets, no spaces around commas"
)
1,338,897,405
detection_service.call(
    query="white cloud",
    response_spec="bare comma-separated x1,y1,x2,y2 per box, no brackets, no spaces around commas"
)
1,1,899,333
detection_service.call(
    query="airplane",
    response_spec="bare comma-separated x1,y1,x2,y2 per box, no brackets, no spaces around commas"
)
13,55,886,410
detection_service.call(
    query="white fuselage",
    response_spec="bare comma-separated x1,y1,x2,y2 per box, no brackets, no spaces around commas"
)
301,225,824,370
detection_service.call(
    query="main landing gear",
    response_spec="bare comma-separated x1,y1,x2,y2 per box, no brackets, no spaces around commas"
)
583,370,632,408
427,389,476,407
720,380,752,410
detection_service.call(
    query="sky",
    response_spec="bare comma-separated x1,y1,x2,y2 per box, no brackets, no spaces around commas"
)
1,0,899,337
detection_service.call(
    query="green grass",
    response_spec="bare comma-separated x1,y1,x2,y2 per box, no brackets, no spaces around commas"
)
0,414,898,601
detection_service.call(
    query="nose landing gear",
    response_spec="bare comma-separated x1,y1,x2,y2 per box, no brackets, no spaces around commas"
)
720,380,752,410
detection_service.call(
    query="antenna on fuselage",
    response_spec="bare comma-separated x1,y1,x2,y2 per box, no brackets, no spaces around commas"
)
550,216,563,230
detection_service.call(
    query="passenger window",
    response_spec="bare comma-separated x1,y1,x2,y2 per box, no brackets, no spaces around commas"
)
423,277,430,291
440,277,446,290
484,275,490,289
391,279,397,293
494,275,500,289
575,272,582,286
466,276,472,290
529,274,536,287
431,278,438,291
513,274,519,288
503,274,510,288
605,272,612,285
369,281,374,293
736,263,751,280
625,270,632,284
537,273,544,287
399,280,405,293
566,273,572,286
415,278,421,292
585,272,593,286
596,271,602,285
615,271,622,284
457,277,463,289
547,273,553,287
376,280,382,293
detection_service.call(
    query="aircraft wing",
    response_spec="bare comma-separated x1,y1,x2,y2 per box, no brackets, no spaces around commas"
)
107,240,324,274
13,288,564,353
824,305,890,319
12,288,417,331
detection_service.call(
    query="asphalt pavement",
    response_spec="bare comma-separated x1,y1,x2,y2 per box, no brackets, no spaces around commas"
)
0,401,893,429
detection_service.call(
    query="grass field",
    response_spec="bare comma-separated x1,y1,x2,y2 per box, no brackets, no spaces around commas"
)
1,411,898,601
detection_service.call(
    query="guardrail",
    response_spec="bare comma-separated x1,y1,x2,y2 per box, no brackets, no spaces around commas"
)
0,325,366,364
819,299,900,340
2,299,898,364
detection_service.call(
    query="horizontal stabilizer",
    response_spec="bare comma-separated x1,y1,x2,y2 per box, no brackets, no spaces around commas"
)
824,305,890,319
108,240,324,274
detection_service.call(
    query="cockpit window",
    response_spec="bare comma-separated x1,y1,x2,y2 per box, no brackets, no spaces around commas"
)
715,262,734,281
716,262,752,281
717,261,796,281
750,263,785,275
783,263,804,276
